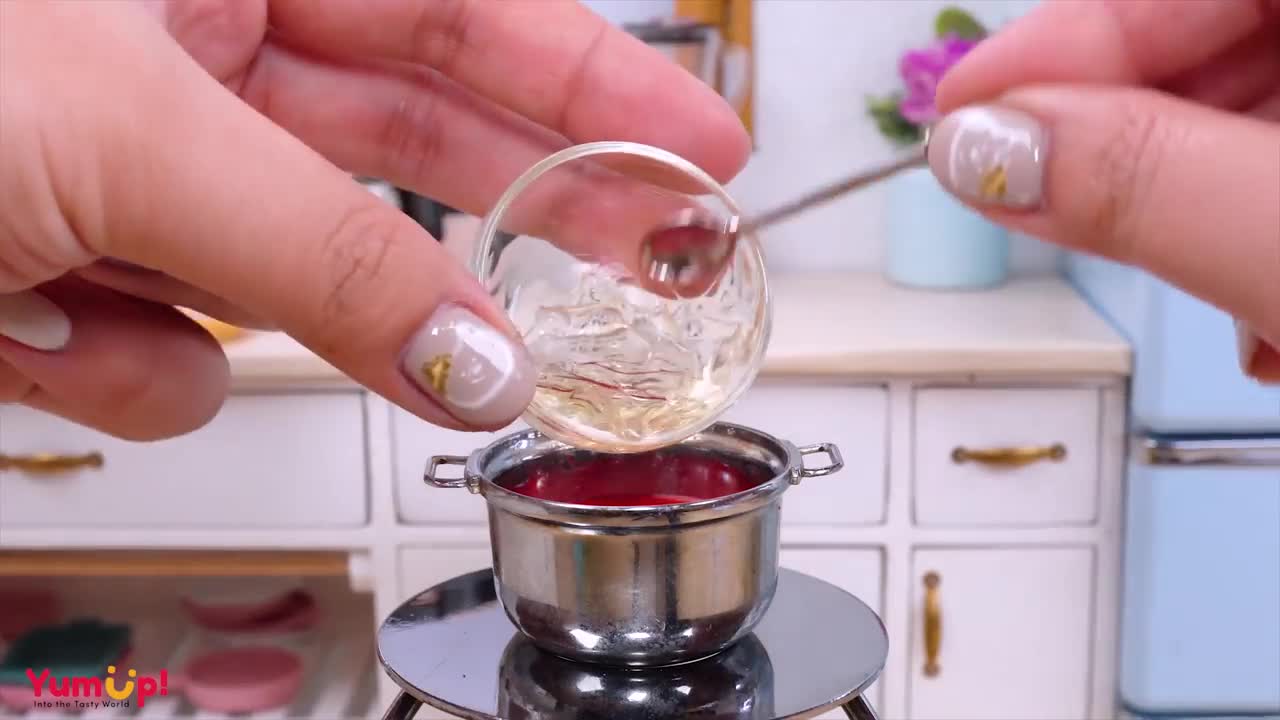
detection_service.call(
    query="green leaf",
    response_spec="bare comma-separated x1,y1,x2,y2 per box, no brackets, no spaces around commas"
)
935,7,986,40
865,93,900,116
865,95,923,146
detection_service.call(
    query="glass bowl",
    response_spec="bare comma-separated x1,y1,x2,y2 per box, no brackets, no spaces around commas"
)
471,141,771,453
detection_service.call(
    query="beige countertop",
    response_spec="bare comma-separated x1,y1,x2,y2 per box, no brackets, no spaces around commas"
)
763,272,1130,376
224,271,1131,388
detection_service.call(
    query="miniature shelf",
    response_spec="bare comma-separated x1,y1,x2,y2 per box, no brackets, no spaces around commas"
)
0,577,378,720
1,618,377,720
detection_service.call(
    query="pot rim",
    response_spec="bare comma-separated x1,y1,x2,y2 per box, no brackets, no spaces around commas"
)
424,422,844,528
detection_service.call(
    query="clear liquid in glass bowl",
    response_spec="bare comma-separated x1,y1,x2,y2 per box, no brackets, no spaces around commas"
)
472,142,771,453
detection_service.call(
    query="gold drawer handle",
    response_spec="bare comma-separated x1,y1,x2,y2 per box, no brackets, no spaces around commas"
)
923,571,942,677
0,452,104,475
951,443,1066,467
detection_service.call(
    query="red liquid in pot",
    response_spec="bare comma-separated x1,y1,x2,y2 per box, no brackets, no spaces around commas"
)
496,448,773,507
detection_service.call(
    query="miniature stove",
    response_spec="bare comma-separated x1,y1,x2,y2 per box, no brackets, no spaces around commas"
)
376,568,887,719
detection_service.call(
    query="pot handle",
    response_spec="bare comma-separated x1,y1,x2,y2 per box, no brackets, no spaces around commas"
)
424,455,477,492
796,443,844,479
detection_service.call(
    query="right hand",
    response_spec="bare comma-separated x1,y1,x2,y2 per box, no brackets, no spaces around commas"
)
924,0,1280,370
0,0,750,440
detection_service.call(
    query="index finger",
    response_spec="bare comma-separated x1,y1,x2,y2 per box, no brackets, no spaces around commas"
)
267,0,751,183
937,0,1278,112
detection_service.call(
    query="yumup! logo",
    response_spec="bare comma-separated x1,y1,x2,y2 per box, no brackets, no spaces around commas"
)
24,665,170,709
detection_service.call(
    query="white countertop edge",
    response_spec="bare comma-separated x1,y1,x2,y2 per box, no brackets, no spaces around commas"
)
224,349,1132,389
221,272,1133,387
761,352,1131,377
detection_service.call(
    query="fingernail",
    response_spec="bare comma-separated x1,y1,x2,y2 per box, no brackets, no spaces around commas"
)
402,304,536,427
927,105,1048,209
0,290,72,351
1234,320,1280,383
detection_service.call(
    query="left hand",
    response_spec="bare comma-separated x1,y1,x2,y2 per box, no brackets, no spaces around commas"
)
0,0,750,440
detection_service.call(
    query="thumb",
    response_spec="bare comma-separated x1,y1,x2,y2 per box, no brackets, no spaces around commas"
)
925,86,1280,344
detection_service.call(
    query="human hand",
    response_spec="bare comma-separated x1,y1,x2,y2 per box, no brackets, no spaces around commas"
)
0,0,750,439
923,0,1279,378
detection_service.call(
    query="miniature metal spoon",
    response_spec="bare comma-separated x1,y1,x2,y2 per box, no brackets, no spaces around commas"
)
640,142,929,297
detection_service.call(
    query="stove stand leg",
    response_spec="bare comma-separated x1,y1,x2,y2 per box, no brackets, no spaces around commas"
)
841,694,880,720
381,691,422,720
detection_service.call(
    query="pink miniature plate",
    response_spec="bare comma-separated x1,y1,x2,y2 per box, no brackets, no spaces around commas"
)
177,646,304,714
181,588,306,631
191,592,321,638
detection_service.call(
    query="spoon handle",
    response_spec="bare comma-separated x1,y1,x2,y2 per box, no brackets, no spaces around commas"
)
741,147,928,233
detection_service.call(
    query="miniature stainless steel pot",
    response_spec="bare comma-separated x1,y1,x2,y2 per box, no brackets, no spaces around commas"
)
423,422,843,667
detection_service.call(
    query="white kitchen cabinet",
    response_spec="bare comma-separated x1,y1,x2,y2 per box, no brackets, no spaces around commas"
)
779,547,884,715
395,546,497,720
0,273,1129,720
913,387,1101,527
392,409,524,524
906,547,1096,720
0,393,368,528
722,383,888,525
398,546,494,604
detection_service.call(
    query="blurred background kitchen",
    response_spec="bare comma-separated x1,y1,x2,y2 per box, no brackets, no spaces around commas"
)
411,0,1058,279
1,2,1276,720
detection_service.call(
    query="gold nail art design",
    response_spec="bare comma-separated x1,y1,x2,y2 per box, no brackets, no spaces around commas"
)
979,165,1007,201
421,354,452,395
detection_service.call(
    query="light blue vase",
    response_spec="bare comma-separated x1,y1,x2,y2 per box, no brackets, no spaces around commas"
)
885,167,1009,289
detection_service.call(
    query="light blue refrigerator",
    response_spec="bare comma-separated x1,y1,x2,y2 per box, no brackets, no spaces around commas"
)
1067,254,1280,718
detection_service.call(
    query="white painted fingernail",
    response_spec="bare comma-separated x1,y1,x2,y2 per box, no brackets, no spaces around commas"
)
0,291,72,351
402,303,536,428
927,105,1048,210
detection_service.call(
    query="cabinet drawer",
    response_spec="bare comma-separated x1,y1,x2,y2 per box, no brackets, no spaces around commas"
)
392,409,524,524
779,547,884,715
913,388,1100,526
0,393,368,528
907,547,1095,720
395,546,495,719
398,546,493,604
722,382,887,525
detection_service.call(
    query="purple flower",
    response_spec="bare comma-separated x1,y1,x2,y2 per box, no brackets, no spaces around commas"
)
897,35,977,124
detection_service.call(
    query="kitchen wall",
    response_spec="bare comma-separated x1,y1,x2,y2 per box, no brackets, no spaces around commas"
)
581,0,1059,275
